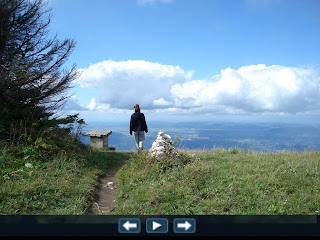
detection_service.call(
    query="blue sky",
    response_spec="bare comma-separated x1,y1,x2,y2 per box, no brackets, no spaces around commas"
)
47,0,320,122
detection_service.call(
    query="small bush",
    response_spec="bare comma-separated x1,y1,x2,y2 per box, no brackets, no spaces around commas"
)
230,148,239,154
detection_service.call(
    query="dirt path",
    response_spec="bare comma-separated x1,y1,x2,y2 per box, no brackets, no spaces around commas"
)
89,170,119,214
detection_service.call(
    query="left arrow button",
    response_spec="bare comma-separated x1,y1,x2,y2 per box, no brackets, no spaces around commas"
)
123,221,138,231
119,218,141,233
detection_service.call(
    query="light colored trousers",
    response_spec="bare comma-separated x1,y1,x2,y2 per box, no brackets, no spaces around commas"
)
133,131,145,151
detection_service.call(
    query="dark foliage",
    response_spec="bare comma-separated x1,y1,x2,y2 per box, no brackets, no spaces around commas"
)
0,0,79,142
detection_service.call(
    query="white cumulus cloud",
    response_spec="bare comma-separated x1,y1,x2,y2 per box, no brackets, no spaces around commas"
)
78,60,193,110
62,96,86,111
77,61,320,115
87,98,97,110
153,98,171,107
171,64,320,114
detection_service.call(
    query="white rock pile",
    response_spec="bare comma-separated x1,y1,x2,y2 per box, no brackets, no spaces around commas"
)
149,131,173,158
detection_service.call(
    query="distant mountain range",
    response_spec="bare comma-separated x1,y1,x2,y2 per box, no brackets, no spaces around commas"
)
81,121,320,152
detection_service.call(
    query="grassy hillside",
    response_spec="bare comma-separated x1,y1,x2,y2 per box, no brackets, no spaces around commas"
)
0,143,133,215
2,144,319,215
113,149,320,215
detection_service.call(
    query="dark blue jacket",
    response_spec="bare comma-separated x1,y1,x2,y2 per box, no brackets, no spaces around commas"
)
130,112,148,135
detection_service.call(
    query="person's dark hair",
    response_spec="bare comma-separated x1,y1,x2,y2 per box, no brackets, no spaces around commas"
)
134,104,140,112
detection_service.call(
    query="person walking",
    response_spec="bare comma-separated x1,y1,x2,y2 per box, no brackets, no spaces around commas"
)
130,104,148,153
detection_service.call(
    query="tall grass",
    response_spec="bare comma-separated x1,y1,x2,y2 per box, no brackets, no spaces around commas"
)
113,149,320,215
0,145,133,215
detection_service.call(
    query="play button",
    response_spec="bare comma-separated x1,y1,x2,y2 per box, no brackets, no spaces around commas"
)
146,218,168,233
152,221,162,230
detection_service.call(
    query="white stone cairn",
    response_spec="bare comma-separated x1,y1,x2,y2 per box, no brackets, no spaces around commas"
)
149,131,173,158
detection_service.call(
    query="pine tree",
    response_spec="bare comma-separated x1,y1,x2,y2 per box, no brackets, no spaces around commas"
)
0,0,79,141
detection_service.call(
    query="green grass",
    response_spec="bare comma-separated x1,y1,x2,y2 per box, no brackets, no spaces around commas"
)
0,145,133,214
2,144,320,215
113,149,320,215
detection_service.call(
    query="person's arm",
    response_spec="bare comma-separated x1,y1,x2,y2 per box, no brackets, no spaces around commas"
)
144,115,148,133
130,117,132,135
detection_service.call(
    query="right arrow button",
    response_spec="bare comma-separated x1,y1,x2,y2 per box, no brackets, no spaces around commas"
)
177,220,192,231
174,218,196,234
